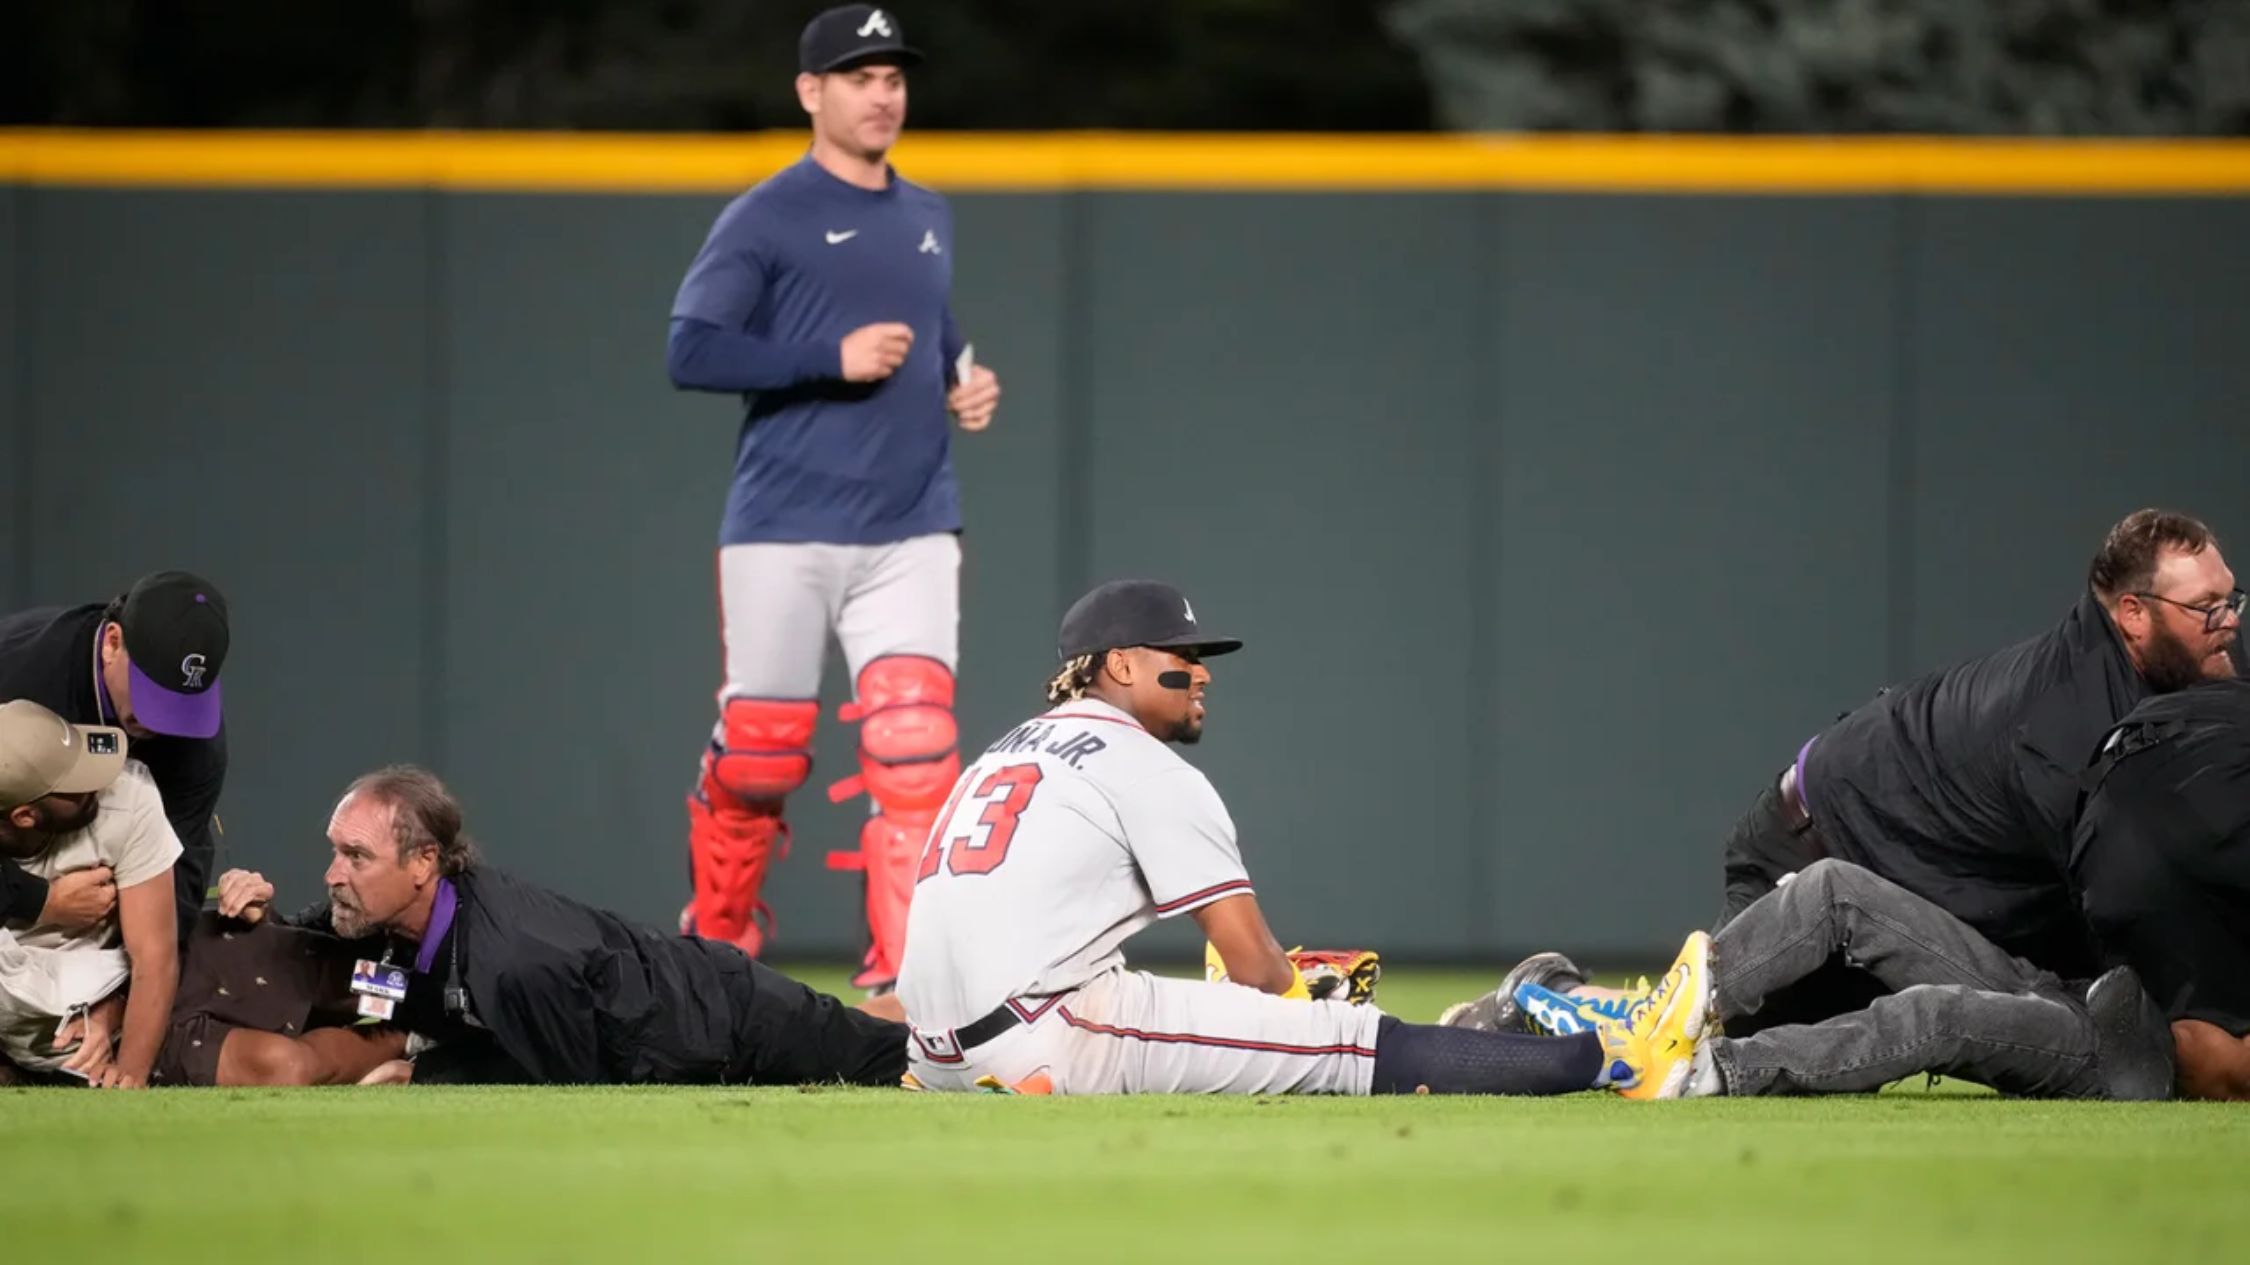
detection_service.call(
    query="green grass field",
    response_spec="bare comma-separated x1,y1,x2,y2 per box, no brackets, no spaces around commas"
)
5,965,2240,1264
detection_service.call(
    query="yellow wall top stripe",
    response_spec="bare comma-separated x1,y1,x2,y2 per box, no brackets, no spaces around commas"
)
6,130,2250,195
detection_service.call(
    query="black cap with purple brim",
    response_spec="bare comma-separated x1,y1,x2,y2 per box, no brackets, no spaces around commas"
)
118,570,229,740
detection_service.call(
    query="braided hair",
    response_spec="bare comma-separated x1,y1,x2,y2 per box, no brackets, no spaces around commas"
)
1045,653,1100,704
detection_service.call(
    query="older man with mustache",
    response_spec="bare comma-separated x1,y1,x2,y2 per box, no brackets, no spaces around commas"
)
215,765,906,1086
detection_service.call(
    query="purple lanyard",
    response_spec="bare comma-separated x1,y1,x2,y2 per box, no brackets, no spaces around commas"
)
1793,734,1820,817
92,636,118,725
414,878,458,976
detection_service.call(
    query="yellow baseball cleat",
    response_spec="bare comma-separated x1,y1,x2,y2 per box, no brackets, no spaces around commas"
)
1601,930,1711,1101
972,1071,1055,1095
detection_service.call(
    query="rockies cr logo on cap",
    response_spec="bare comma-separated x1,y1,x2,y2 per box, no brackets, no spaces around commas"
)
118,570,231,738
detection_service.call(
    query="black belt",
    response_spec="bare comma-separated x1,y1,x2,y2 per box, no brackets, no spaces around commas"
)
955,1001,1024,1051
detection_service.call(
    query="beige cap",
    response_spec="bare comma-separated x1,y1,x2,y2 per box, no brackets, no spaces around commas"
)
0,700,127,811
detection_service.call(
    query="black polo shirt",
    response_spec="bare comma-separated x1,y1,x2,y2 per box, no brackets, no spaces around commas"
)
1803,591,2149,976
0,603,228,933
2073,679,2250,1035
283,866,904,1086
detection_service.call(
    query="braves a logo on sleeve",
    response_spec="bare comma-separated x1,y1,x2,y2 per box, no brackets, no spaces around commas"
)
918,230,942,255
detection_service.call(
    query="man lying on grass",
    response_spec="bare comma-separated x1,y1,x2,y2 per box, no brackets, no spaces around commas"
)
2072,679,2250,1100
1481,858,2175,1100
1482,683,2250,1103
212,764,906,1086
145,899,406,1086
0,700,394,1089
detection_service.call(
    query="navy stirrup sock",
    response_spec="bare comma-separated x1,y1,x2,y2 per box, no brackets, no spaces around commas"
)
1369,1015,1604,1095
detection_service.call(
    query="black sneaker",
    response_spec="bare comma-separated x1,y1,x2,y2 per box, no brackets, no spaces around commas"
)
1437,951,1590,1032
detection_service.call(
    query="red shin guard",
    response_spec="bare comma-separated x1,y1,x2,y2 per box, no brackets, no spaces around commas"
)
684,698,817,955
828,812,934,989
825,656,961,987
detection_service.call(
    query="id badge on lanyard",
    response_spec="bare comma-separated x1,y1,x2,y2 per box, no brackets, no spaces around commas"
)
350,959,411,1021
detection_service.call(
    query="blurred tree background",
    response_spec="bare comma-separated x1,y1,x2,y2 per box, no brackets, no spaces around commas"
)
1390,0,2250,133
6,0,2246,133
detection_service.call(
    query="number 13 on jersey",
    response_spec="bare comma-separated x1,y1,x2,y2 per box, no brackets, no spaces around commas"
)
918,763,1044,881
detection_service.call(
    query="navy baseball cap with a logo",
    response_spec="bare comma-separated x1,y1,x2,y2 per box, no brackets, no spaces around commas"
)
1058,580,1243,662
118,570,229,740
799,5,924,74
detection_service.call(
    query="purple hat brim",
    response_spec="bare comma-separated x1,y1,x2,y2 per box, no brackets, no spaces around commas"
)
127,661,223,739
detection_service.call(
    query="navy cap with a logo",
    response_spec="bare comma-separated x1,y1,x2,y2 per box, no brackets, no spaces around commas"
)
799,5,924,74
1058,580,1243,662
117,570,229,740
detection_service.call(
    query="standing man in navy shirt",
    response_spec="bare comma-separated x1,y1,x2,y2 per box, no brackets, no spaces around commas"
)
667,5,1000,993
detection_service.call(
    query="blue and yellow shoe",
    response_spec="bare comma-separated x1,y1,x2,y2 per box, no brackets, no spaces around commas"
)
1513,981,1649,1036
1439,951,1591,1032
1598,931,1711,1101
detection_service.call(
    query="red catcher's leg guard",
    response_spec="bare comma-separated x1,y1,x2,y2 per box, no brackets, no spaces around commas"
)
833,812,932,989
825,656,958,810
685,771,788,956
684,698,817,955
825,656,960,989
713,696,818,801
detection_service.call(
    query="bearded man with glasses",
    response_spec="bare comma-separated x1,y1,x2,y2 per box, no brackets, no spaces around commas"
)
1453,509,2242,1040
2126,587,2247,688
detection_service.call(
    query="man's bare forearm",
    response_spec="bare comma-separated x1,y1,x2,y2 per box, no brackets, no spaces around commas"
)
112,874,179,1085
1193,894,1295,995
2171,1020,2250,1101
115,949,177,1082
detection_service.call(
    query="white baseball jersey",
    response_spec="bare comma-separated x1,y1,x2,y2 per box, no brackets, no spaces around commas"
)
896,697,1250,1031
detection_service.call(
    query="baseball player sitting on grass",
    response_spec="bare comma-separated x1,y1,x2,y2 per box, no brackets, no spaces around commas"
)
896,579,1707,1098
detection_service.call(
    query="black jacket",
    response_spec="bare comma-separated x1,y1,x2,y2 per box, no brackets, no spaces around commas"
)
0,604,227,933
290,864,903,1086
1804,591,2148,976
2072,679,2250,1035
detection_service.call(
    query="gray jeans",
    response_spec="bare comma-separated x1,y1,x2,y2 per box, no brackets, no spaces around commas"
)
1708,859,2104,1098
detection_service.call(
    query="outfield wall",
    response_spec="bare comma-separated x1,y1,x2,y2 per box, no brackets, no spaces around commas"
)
6,134,2249,959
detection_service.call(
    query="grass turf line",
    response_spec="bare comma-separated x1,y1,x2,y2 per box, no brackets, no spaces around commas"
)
2,1085,2236,1263
12,964,2218,1263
